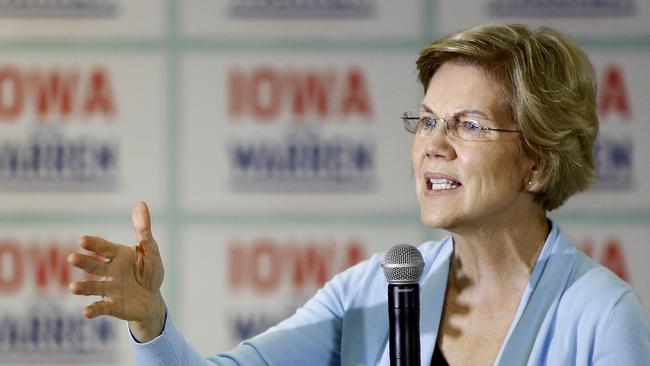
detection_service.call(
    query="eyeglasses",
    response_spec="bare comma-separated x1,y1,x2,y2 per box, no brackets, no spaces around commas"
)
400,111,520,141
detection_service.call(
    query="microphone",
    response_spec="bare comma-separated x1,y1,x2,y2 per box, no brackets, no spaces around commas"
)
381,244,424,366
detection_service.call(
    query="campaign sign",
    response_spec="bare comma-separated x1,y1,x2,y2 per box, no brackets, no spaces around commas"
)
0,224,170,365
181,53,420,213
181,0,422,41
0,55,166,212
0,1,163,39
438,0,650,38
0,0,119,18
178,223,431,355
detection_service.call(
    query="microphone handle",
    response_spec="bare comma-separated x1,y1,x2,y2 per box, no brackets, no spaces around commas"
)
388,283,421,366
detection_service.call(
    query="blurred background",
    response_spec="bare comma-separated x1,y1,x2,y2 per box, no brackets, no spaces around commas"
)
0,0,648,364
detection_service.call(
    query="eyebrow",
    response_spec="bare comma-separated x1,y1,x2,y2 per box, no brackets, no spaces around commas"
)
419,104,491,119
419,103,432,112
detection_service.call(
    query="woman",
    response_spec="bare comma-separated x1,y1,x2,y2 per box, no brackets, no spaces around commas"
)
68,24,650,365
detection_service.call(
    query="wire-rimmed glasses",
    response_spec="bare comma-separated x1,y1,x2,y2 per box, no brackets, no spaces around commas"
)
400,111,520,141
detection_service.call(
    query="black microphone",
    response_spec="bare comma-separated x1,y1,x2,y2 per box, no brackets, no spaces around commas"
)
381,244,425,366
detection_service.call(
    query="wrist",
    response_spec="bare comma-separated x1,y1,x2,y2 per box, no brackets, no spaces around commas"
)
129,293,166,343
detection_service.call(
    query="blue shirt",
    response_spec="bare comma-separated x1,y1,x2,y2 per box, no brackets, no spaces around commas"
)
131,223,650,365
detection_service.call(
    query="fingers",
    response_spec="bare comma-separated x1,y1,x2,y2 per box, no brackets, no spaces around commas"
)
69,280,112,297
78,236,118,259
67,252,110,276
83,300,115,319
132,201,153,242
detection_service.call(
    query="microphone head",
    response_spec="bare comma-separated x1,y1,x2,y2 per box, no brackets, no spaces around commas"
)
381,244,424,284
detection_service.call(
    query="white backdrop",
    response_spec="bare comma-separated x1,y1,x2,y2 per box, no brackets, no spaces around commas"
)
0,1,648,364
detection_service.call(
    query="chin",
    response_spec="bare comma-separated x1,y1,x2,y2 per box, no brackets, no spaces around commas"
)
419,209,453,229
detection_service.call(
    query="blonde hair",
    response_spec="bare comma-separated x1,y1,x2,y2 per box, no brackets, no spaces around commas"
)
417,23,599,210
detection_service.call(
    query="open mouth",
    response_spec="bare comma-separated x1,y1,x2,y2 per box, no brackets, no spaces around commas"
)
424,174,462,192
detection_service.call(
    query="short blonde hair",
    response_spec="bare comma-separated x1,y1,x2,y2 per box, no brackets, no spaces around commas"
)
417,23,599,211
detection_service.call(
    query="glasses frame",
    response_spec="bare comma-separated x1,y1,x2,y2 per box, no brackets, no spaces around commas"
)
400,111,520,141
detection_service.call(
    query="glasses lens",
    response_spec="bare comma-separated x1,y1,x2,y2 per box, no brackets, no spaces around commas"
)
401,111,419,134
454,115,484,141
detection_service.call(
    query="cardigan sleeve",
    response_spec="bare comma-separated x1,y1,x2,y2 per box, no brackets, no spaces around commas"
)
129,256,379,366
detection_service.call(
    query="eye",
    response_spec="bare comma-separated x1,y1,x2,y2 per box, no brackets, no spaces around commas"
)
420,117,435,129
457,117,483,131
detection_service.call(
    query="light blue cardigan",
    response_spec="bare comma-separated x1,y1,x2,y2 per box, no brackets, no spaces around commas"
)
131,222,650,365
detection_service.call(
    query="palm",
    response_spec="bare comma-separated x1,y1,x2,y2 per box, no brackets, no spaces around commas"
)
108,239,164,321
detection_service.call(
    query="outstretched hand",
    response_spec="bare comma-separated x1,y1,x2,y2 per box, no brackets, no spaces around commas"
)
68,201,166,342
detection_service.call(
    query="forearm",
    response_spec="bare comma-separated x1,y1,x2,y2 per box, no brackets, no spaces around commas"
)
130,310,267,366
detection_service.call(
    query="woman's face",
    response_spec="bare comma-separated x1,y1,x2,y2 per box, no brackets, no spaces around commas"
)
412,62,535,231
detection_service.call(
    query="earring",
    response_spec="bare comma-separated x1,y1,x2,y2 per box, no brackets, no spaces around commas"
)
528,181,533,185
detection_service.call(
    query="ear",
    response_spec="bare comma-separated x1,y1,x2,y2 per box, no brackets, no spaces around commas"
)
523,153,543,193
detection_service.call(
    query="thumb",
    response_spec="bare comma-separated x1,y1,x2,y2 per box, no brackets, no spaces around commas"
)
132,201,154,243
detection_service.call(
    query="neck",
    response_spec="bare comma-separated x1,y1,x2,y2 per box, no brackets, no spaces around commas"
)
447,213,549,297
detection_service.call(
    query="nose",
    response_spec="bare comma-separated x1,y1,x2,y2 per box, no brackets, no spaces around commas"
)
422,120,455,160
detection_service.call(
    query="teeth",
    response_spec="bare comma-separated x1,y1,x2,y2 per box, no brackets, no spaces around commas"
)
429,178,459,190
